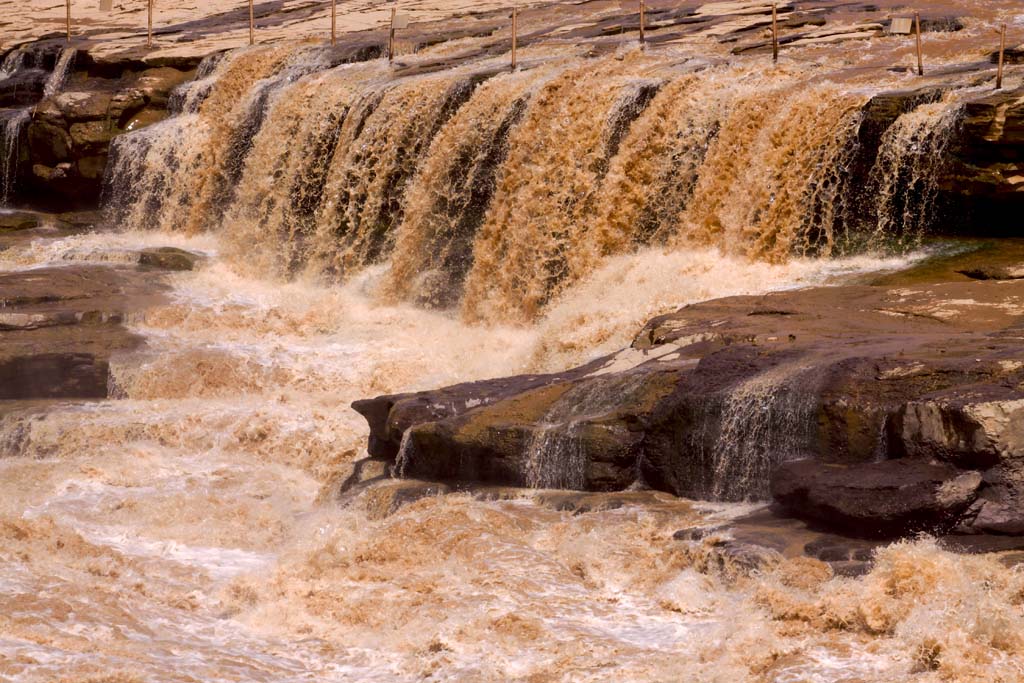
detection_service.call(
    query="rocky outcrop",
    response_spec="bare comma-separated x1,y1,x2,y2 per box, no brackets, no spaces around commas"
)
770,460,984,537
939,85,1024,231
15,52,195,210
354,246,1024,538
0,225,206,400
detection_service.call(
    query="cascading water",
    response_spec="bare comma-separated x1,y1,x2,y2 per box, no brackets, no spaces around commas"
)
104,43,965,324
869,97,963,244
0,109,29,205
42,47,76,97
0,49,26,79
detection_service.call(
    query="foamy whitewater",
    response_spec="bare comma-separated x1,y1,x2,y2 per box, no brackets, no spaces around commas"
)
3,29,1024,683
3,230,1023,683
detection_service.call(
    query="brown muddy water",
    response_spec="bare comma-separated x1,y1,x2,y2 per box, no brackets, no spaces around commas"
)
2,230,1022,683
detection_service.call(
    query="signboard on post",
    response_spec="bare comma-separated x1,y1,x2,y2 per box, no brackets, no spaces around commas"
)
889,17,912,35
888,18,913,35
99,0,113,11
392,13,410,30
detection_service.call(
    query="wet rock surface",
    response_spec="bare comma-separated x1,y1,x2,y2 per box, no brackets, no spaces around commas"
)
770,459,984,537
0,240,200,401
355,243,1024,538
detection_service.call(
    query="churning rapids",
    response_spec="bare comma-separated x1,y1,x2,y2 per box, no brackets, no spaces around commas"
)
3,32,1024,683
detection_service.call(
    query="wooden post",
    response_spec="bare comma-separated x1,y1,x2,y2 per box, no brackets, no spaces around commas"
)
639,0,646,46
388,7,396,63
997,23,1006,90
914,12,923,76
66,0,71,43
249,0,255,45
771,3,778,63
147,0,154,47
511,6,518,70
331,0,337,46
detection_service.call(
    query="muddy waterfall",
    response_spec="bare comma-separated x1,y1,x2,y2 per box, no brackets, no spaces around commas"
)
2,2,1024,681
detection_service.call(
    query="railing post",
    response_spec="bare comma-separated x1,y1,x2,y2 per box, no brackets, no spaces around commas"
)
639,0,646,46
66,0,71,43
511,6,518,71
997,24,1006,90
915,12,923,76
388,7,396,62
771,3,778,63
148,0,154,47
249,0,255,45
331,0,337,46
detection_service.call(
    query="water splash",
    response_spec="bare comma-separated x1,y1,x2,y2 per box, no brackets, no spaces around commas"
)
0,109,29,205
102,42,968,329
42,47,76,97
868,97,963,245
0,49,26,79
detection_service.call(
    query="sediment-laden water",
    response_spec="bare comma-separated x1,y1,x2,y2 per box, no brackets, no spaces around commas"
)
4,229,1023,682
3,29,1024,683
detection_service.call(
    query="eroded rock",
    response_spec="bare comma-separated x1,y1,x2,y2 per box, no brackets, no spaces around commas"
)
770,459,984,537
354,268,1024,537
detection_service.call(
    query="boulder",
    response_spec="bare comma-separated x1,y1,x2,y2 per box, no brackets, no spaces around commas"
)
27,120,72,164
354,273,1024,536
892,397,1024,469
0,69,47,107
770,459,983,536
69,120,114,152
138,247,206,271
0,210,40,232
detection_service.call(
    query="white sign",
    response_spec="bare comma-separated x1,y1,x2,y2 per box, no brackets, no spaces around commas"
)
890,17,913,35
392,13,410,30
99,0,113,10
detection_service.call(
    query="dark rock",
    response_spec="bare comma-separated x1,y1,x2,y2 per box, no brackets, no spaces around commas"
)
828,560,873,577
0,353,109,400
991,45,1024,66
957,266,1024,281
359,480,452,519
891,396,1024,469
770,459,983,537
0,211,40,232
28,121,72,164
0,69,47,107
137,247,206,271
355,274,1024,543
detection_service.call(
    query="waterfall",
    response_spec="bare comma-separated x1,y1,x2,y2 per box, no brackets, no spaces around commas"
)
651,364,820,502
523,371,654,490
102,42,969,325
43,48,77,98
460,55,669,323
167,51,230,114
868,98,962,245
306,70,485,279
0,109,29,206
383,65,553,307
0,49,26,80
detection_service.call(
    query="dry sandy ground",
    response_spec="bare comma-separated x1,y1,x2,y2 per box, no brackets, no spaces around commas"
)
2,0,552,58
2,2,1021,66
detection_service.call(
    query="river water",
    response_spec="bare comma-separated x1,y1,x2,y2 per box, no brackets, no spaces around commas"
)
2,228,1023,682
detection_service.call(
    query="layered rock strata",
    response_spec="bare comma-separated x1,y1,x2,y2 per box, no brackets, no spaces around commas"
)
355,245,1024,537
